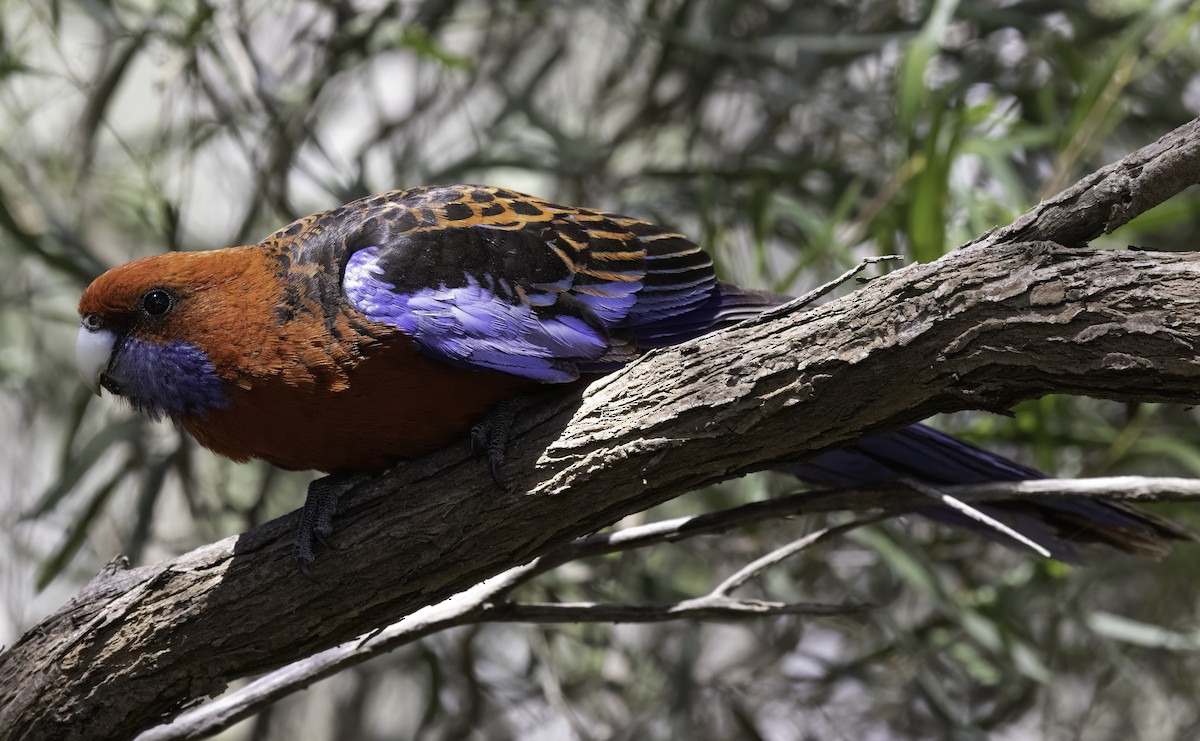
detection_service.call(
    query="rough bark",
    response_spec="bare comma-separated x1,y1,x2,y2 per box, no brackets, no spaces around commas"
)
4,241,1200,739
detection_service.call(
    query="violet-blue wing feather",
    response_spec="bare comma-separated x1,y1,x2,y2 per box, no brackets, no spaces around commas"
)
345,248,612,382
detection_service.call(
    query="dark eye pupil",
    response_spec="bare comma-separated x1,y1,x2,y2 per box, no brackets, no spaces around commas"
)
142,289,172,316
82,313,102,331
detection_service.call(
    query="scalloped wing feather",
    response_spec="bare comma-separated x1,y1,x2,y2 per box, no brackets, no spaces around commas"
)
338,185,745,382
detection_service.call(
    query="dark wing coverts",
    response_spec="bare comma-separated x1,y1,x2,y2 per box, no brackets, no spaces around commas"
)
341,185,756,382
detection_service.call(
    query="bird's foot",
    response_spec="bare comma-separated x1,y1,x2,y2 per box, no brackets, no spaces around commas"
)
294,471,373,577
471,397,528,491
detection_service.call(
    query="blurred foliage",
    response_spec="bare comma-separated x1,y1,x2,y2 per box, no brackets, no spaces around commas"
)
3,0,1200,738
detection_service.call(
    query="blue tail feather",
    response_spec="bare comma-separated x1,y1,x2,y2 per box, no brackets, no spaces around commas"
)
785,424,1195,562
630,283,783,348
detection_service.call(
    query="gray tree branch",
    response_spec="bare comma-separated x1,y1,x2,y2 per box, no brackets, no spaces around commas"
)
3,116,1200,740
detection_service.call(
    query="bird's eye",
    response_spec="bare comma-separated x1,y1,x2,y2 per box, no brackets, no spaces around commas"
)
81,313,103,331
141,289,173,316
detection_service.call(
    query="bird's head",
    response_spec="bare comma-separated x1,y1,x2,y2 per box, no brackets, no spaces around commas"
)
76,247,274,420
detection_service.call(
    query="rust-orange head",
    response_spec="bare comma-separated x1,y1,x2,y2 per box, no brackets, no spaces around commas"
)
76,246,281,419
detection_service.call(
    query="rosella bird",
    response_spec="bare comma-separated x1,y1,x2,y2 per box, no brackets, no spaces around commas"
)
76,185,1194,570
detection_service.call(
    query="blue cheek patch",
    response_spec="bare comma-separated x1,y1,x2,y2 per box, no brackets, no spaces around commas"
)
113,336,228,419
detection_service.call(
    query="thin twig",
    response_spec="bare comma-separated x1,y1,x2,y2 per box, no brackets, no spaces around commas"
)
900,477,1053,558
482,597,863,622
711,513,893,597
134,564,542,741
744,254,906,324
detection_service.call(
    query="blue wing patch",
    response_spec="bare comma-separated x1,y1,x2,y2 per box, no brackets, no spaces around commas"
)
346,248,616,382
336,186,778,382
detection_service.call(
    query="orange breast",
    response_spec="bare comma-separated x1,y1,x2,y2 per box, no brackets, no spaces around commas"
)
181,337,532,473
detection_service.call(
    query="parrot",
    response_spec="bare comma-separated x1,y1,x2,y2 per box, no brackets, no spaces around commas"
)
75,184,1195,571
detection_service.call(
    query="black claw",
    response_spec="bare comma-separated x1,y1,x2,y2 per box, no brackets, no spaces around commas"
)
293,472,371,575
297,558,318,583
314,528,340,551
294,532,319,582
488,450,506,488
470,423,489,456
471,397,523,490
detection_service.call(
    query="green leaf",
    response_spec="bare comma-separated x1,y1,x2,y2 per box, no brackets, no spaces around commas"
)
1087,612,1200,651
400,26,471,70
897,0,960,132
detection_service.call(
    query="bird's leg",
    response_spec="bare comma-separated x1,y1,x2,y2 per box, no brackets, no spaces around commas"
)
295,471,373,577
471,396,529,490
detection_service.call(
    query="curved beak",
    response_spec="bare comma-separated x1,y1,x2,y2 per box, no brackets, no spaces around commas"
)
76,324,117,396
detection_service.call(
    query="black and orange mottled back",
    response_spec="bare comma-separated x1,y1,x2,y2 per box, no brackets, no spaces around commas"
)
262,184,715,310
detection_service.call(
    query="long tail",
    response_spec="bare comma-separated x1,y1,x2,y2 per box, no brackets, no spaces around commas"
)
786,424,1197,563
